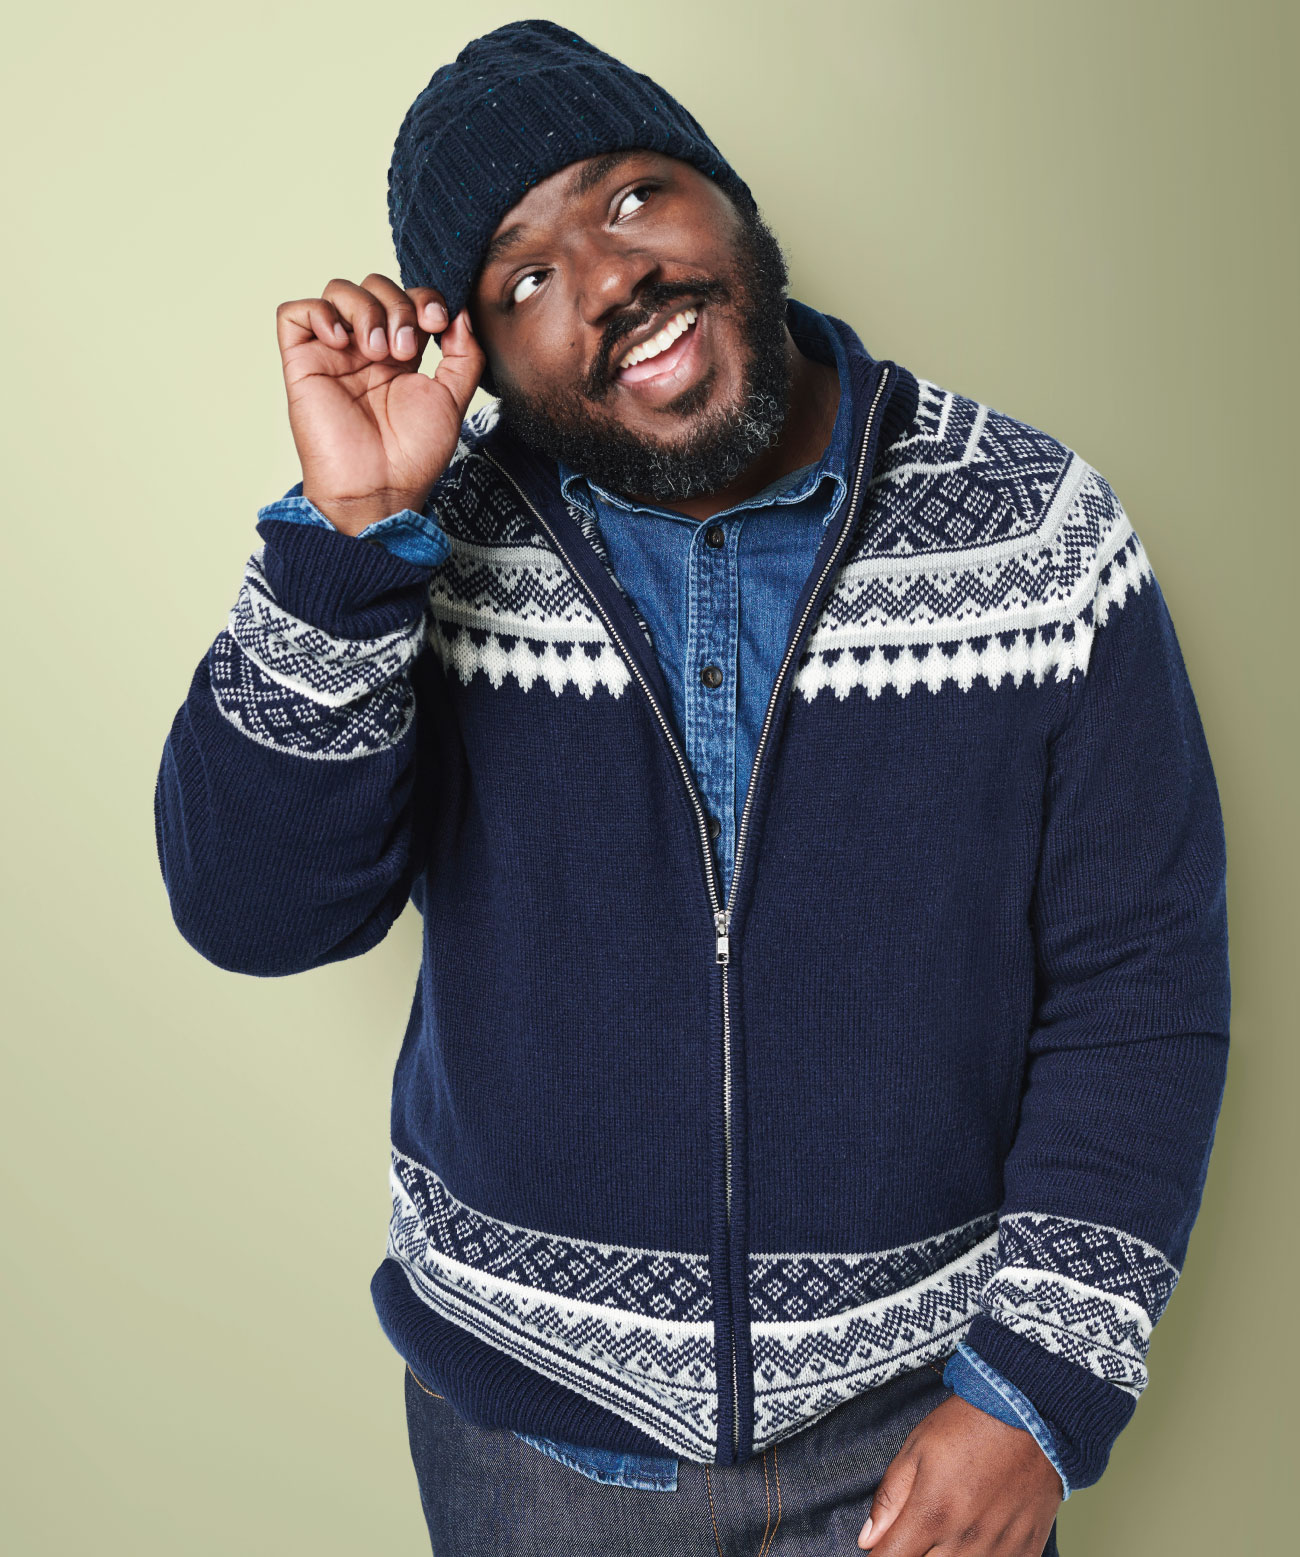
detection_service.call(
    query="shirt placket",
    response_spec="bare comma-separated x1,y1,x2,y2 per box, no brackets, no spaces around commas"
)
684,516,744,899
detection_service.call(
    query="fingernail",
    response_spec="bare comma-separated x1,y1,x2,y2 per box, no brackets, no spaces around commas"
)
463,310,474,335
368,326,386,353
396,326,415,353
859,1516,873,1547
332,322,346,342
426,303,447,325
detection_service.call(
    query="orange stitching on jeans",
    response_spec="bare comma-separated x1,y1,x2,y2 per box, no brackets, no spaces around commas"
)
754,1449,774,1556
703,1464,726,1557
758,1444,782,1554
406,1363,444,1400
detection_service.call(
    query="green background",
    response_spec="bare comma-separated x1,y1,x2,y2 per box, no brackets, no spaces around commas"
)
4,2,1295,1551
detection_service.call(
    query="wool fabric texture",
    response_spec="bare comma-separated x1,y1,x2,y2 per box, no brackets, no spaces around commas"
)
155,315,1231,1495
249,299,1074,1496
387,18,758,344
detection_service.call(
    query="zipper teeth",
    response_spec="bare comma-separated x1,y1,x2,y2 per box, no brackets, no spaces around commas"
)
715,363,889,1460
725,364,892,922
721,946,736,1455
482,453,724,916
483,449,737,1459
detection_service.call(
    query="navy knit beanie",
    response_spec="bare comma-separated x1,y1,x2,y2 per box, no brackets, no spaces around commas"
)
387,19,758,382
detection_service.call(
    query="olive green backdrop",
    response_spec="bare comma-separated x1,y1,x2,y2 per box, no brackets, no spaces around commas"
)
4,1,1295,1551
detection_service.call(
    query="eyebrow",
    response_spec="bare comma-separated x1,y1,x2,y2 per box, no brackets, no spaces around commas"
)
479,151,649,273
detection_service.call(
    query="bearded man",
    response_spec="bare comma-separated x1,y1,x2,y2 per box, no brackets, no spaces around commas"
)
155,20,1232,1557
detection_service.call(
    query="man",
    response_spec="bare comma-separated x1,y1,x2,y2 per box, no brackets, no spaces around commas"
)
154,20,1231,1556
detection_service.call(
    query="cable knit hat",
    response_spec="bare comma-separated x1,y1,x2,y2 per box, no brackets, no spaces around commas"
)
387,19,758,356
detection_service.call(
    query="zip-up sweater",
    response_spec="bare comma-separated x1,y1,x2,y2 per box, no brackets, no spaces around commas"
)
253,300,1072,1495
154,318,1231,1494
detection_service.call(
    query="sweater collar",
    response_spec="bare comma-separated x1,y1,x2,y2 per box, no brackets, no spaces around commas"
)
477,308,918,753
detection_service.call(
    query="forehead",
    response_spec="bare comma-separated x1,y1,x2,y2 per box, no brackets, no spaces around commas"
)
479,150,691,270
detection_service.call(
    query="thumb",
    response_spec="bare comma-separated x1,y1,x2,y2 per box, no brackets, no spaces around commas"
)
430,307,487,417
858,1450,919,1550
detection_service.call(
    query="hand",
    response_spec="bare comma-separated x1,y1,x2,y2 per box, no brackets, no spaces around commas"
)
274,273,487,535
858,1393,1062,1555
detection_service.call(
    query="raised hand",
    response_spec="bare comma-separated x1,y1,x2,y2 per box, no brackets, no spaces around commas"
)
274,273,487,535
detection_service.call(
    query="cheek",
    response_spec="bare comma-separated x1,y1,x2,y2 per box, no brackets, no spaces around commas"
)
508,311,591,389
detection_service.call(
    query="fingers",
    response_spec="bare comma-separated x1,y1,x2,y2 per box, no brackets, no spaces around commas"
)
430,307,487,418
311,274,448,363
276,276,479,419
276,296,351,354
858,1395,1064,1557
410,290,448,336
859,1450,919,1551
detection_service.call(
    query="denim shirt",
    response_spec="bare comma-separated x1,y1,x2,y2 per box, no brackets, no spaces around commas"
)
254,298,1069,1500
556,311,846,904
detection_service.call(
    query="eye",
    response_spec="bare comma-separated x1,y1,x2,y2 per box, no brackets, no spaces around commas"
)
616,184,655,219
510,269,547,306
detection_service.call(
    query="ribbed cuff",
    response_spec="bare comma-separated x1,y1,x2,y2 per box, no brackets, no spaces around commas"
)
962,1313,1137,1492
253,516,438,637
255,490,452,569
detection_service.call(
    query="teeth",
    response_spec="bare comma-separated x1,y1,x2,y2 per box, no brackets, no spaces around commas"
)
618,308,697,370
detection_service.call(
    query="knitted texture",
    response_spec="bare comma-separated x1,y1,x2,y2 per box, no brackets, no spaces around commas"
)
387,19,757,332
155,312,1231,1490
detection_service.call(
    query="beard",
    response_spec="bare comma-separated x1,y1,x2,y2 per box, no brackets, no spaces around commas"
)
490,202,793,502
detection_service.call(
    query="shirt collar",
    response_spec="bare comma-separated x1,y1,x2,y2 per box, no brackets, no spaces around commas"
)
557,297,853,526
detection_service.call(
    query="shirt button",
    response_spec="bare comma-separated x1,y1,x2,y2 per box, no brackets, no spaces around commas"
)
708,815,721,840
700,664,724,688
705,525,725,548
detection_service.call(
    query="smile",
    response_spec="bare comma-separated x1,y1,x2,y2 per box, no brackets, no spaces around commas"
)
613,307,706,397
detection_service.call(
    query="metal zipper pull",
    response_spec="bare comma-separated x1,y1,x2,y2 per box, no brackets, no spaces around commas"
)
714,908,730,964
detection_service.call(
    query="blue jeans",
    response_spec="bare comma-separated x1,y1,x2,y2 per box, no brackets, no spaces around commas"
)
404,1358,1062,1555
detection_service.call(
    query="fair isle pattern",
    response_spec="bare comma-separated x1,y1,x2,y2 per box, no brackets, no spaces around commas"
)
386,1148,1010,1457
386,1148,720,1459
853,378,1082,559
749,1228,1002,1450
564,487,657,651
389,1149,712,1320
976,1212,1181,1398
422,409,636,700
794,379,1154,702
423,541,634,700
748,1212,999,1320
432,400,551,550
208,546,422,759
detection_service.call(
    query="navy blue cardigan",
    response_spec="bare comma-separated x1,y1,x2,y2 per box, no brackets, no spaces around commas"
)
154,319,1231,1493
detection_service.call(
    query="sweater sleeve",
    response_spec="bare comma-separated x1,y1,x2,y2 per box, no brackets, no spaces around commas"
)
252,480,453,568
153,494,449,976
961,477,1231,1493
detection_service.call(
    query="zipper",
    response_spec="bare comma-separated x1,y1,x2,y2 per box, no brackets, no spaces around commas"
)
725,364,893,929
479,463,727,918
479,361,891,1463
710,364,890,1457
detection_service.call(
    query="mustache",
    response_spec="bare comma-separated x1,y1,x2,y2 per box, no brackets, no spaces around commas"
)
588,278,730,396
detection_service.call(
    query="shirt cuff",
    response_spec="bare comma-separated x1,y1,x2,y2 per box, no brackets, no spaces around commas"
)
256,487,451,568
945,1343,1072,1500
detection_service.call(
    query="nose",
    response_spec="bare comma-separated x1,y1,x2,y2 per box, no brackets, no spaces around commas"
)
573,236,660,330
